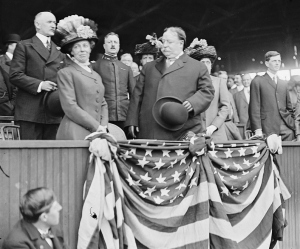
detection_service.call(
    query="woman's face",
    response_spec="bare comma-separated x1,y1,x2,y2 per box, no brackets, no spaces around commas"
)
71,40,91,63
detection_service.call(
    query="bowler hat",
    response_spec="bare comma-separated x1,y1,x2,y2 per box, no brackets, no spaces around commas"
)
43,90,64,118
152,96,188,131
4,34,21,44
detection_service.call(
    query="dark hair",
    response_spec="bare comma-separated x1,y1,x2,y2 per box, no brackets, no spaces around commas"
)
227,75,234,81
104,32,119,40
265,51,280,61
164,27,186,45
20,187,55,223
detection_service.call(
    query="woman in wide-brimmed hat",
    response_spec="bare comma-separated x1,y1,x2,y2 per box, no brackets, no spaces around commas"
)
185,38,242,141
55,15,108,140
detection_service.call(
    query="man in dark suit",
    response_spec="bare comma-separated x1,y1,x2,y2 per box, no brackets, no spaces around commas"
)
0,34,20,116
93,32,135,130
249,51,295,141
234,73,252,128
9,11,65,139
125,27,214,140
2,187,66,249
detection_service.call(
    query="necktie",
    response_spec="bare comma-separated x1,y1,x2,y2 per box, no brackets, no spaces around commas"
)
273,76,277,84
40,230,54,240
46,40,51,51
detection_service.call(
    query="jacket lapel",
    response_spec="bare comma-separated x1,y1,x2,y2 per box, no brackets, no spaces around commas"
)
162,53,187,77
241,91,248,104
70,60,98,80
264,73,276,89
47,41,61,64
155,56,165,75
31,36,50,61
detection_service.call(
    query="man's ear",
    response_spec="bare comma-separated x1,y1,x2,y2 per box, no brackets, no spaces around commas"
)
265,61,269,68
39,212,47,222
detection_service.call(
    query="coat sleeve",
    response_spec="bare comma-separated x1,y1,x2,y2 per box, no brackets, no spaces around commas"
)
100,98,108,126
124,66,146,128
211,79,230,129
230,93,240,123
57,69,100,132
9,42,41,94
186,64,214,116
128,67,135,97
249,76,261,131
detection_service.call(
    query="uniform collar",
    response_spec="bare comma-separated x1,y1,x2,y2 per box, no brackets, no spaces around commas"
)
103,53,118,61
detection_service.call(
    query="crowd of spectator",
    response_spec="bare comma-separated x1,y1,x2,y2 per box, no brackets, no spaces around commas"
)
0,11,299,143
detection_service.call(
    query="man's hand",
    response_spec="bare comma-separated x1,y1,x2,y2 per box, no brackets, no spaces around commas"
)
267,134,282,154
182,101,193,112
127,126,139,139
206,125,217,136
41,81,57,91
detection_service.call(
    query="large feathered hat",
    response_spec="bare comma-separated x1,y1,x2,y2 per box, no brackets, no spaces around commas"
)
55,15,98,53
185,38,217,63
134,33,162,56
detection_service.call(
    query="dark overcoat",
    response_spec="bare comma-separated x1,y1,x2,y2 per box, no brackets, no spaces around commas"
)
9,35,65,124
125,53,214,140
56,61,108,140
249,73,295,136
2,219,67,249
234,90,249,125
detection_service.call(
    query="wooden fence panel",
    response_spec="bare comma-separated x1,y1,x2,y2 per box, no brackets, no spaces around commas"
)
0,141,299,248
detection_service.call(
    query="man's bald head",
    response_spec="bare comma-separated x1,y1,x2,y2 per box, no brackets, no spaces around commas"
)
34,12,56,37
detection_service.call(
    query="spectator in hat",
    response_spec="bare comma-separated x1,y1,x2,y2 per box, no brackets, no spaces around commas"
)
0,34,20,116
185,38,241,141
9,11,66,139
92,32,135,130
55,15,108,140
125,27,214,140
120,53,133,67
2,187,66,249
249,51,295,141
134,33,159,82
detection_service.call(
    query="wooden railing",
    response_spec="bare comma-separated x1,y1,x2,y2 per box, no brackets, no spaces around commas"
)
0,141,299,248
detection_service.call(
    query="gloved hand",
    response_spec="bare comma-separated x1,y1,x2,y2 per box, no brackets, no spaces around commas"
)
266,134,282,154
206,125,217,136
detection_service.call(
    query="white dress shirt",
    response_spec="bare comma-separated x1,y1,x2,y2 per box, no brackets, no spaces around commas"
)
243,86,250,104
166,51,184,66
5,52,13,60
37,228,53,248
267,70,277,84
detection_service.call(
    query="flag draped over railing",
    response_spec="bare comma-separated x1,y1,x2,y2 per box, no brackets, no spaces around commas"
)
77,132,290,249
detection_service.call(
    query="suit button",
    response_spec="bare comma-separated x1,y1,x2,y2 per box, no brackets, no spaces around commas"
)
96,98,99,103
95,109,99,112
96,90,100,93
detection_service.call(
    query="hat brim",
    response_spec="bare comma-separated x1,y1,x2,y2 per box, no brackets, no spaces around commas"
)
60,37,98,53
43,90,64,118
152,96,185,131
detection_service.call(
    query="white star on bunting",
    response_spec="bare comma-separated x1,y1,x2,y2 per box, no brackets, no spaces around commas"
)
242,181,249,190
162,150,171,157
196,148,205,156
140,172,151,181
137,157,150,168
122,150,132,160
139,191,147,198
153,196,164,204
170,196,177,203
126,174,135,186
218,172,226,182
145,149,153,157
221,186,229,196
168,159,177,168
156,174,167,183
160,187,170,196
233,190,241,195
230,175,238,179
175,183,186,190
134,180,142,186
224,148,233,158
243,159,251,167
253,162,260,168
231,186,237,190
233,162,243,171
180,158,186,165
172,171,181,182
251,146,258,154
209,150,218,158
130,148,136,154
192,156,197,162
253,152,260,158
130,167,136,174
145,186,156,196
175,149,184,156
211,141,216,150
188,167,194,178
189,177,197,188
242,171,249,175
238,147,246,156
153,158,165,170
222,163,230,170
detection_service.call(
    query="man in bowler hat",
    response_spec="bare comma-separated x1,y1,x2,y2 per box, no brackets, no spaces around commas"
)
2,187,66,249
0,33,20,115
125,27,214,140
9,11,65,139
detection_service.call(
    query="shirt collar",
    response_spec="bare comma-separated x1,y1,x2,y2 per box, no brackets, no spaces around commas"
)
267,70,276,79
36,33,50,45
231,84,237,89
103,53,118,61
167,51,184,61
5,52,13,60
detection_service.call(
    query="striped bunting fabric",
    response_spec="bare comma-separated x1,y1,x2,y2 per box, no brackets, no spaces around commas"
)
77,132,290,249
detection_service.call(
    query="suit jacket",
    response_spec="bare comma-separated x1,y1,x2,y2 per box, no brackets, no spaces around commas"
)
234,89,249,125
229,87,238,95
56,61,108,140
228,92,239,123
204,76,230,142
249,73,295,136
9,35,66,124
92,54,135,122
0,54,16,115
125,53,214,140
295,94,300,136
2,219,67,249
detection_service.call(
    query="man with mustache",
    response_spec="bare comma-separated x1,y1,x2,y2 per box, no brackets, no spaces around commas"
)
249,51,295,141
93,32,135,130
125,27,214,140
9,11,65,139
